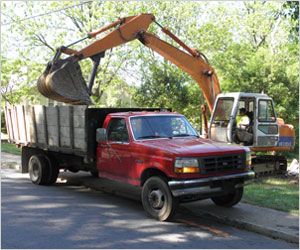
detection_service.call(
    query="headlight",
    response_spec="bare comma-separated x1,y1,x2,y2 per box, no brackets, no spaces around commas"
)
245,150,252,168
174,158,200,173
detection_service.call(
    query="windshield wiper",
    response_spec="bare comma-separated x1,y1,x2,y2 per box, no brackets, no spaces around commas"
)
137,135,162,139
172,134,199,138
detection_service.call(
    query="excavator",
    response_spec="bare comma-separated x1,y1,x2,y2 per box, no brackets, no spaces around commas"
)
37,13,295,175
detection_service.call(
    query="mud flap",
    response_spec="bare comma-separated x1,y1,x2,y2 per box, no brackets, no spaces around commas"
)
37,58,93,105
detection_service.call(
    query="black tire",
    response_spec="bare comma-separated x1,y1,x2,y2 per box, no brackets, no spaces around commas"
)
48,166,59,184
211,187,244,207
47,155,59,184
141,176,177,221
28,154,50,185
90,170,99,178
68,167,79,173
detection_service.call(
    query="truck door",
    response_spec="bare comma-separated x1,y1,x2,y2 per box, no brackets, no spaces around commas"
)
97,118,133,182
255,98,279,147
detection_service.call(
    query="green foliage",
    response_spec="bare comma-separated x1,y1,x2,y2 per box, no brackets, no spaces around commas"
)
1,111,7,133
1,56,46,105
1,142,21,155
92,77,137,108
135,62,188,108
282,1,299,42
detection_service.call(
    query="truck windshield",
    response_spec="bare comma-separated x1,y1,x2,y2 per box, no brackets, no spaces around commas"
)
130,115,199,140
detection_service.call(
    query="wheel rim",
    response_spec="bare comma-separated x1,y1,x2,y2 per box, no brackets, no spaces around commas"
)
148,189,165,209
30,162,40,182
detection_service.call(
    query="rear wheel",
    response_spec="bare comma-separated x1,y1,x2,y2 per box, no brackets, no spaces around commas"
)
28,154,58,185
29,155,50,185
211,187,244,207
141,176,177,221
48,156,59,184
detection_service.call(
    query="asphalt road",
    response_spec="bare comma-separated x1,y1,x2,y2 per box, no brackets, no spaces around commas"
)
2,167,298,249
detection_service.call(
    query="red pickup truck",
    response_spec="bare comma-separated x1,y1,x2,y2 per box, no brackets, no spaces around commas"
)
5,106,254,221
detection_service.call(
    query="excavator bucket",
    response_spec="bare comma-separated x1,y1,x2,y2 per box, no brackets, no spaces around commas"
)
37,58,93,105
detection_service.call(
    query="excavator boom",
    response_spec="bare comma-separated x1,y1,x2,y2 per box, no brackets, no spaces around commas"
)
139,31,220,112
37,13,220,111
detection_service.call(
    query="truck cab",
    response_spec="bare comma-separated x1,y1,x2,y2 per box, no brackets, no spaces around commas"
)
208,92,281,148
96,111,254,220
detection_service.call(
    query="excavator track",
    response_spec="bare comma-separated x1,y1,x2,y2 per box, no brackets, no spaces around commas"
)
251,155,287,177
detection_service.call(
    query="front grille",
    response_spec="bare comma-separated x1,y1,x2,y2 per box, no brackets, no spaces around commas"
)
199,153,245,174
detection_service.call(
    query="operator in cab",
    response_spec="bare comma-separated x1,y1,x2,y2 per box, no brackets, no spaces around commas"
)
236,108,250,129
233,108,252,145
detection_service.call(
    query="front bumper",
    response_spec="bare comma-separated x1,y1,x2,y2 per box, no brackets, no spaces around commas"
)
168,171,255,197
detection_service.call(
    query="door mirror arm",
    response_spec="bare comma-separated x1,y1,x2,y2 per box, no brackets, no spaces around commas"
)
96,128,122,162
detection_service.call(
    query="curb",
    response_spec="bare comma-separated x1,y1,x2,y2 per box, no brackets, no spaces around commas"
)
183,207,299,244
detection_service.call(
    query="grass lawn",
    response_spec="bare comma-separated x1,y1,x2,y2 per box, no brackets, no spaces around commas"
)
242,176,299,214
1,142,21,155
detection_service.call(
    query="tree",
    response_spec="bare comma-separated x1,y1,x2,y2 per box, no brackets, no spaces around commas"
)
1,1,139,105
282,1,299,42
134,60,189,109
1,57,43,104
1,2,298,156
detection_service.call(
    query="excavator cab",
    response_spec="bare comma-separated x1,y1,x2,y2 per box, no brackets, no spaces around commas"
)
209,92,295,175
208,92,283,148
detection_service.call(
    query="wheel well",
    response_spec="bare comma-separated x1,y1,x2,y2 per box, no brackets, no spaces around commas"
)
140,168,168,186
22,146,45,173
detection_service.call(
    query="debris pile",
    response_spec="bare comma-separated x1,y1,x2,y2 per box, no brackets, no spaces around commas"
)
286,159,299,180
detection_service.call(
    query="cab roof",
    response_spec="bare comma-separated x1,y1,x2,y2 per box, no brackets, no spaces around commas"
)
108,111,183,118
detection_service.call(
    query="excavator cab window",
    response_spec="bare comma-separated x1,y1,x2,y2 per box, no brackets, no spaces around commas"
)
258,100,276,122
233,99,254,146
257,99,278,136
212,98,234,122
210,98,234,142
236,99,254,126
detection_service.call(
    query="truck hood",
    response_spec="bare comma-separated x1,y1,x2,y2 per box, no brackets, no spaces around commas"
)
138,137,246,156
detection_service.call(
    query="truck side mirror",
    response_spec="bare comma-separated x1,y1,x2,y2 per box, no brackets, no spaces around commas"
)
96,128,107,142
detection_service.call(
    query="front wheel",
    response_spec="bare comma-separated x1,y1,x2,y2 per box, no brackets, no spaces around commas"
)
90,170,99,178
211,187,244,207
141,176,177,221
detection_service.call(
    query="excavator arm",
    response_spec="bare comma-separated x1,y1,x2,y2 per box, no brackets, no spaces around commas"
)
138,31,220,113
37,13,220,113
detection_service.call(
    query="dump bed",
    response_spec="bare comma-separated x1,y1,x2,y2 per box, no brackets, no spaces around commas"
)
4,105,165,162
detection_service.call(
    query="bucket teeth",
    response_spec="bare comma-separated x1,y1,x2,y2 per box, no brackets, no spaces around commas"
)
37,58,93,105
